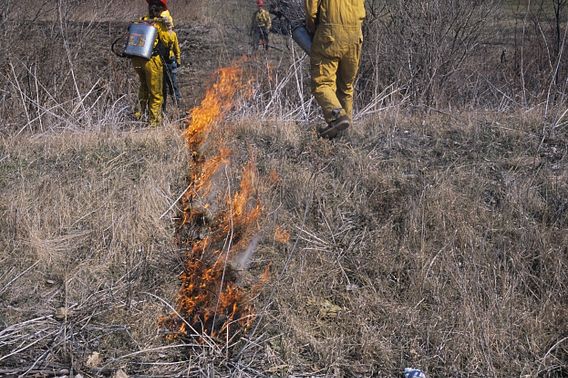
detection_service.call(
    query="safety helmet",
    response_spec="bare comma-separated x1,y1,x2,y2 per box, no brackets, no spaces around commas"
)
147,0,168,9
256,0,264,7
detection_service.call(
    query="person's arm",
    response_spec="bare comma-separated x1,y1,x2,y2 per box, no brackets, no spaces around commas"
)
266,10,272,30
173,33,181,66
304,0,318,33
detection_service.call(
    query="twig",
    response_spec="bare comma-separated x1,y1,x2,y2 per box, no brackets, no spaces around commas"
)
0,261,39,296
105,343,202,362
0,316,52,338
0,329,58,362
0,368,69,377
160,184,191,219
355,83,400,120
533,335,568,377
9,61,31,130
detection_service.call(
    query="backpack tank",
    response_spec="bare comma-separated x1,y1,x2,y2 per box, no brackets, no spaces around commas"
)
124,22,158,59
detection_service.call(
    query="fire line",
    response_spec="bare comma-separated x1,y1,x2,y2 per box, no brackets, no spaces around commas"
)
159,63,263,344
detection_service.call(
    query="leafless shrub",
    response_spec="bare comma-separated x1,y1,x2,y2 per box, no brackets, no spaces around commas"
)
240,52,319,122
0,1,138,132
360,0,498,108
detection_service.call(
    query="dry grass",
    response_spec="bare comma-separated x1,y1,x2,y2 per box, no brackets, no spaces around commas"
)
0,107,566,377
230,109,568,377
0,125,191,375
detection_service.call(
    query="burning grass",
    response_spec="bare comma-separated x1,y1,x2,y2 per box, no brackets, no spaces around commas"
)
159,63,265,345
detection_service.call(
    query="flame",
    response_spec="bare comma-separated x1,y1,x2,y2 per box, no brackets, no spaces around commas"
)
183,67,242,150
274,226,290,244
160,61,268,344
216,160,262,253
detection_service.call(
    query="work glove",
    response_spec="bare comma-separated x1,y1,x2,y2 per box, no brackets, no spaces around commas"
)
176,60,181,67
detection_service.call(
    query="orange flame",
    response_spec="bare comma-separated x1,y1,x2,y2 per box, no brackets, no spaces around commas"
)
274,226,290,244
183,67,242,151
160,61,267,344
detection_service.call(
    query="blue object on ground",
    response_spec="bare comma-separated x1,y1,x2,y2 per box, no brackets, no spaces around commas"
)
403,368,426,378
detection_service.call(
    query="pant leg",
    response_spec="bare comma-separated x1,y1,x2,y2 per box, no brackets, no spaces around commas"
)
162,65,172,112
132,58,149,117
251,28,260,51
310,53,344,123
336,42,362,120
145,55,164,125
261,28,269,50
170,69,181,101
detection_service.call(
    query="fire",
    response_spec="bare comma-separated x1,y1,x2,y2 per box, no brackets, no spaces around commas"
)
217,160,262,252
160,61,266,344
274,226,290,244
183,67,242,150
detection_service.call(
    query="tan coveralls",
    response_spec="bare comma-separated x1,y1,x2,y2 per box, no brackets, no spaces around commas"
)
305,0,365,123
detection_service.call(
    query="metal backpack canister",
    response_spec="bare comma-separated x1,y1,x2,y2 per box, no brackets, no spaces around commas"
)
124,22,158,59
292,25,313,54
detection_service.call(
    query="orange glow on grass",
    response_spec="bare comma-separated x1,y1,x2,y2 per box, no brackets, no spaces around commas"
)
274,226,290,244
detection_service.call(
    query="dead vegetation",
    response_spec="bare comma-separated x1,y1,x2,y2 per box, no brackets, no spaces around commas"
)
233,109,567,377
0,127,190,375
1,108,567,377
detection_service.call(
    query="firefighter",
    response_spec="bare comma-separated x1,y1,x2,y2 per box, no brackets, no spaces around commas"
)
162,16,182,111
132,0,175,125
305,0,366,139
250,0,272,52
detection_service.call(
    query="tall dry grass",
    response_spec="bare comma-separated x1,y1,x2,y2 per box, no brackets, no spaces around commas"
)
231,109,567,377
0,126,190,375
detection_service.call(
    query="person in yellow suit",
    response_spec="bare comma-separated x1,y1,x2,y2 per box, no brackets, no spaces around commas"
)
305,0,366,139
250,0,272,52
131,0,175,126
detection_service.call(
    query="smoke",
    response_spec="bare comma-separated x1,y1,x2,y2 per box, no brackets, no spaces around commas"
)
232,235,260,271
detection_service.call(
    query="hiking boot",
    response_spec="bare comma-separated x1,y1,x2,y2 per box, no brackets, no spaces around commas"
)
317,114,350,139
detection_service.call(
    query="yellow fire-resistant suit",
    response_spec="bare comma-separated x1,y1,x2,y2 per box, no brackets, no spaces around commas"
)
132,13,175,126
251,8,272,51
305,0,365,124
169,30,181,64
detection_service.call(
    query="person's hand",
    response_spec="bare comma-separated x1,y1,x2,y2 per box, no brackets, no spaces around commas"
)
176,60,181,67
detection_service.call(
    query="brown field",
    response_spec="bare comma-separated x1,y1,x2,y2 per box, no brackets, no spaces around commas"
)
1,1,567,377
